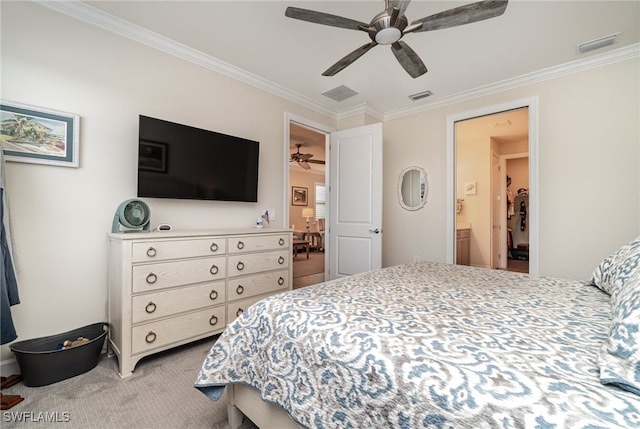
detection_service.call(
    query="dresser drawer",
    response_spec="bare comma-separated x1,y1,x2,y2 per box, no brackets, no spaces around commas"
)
132,256,226,293
228,250,289,277
227,269,289,302
132,238,226,263
227,295,270,324
132,281,226,323
131,306,226,355
228,234,290,254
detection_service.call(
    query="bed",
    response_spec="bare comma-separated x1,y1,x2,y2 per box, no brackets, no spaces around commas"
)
195,238,640,428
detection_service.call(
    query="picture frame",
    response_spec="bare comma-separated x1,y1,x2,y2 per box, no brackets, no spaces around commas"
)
292,186,308,206
0,100,80,167
139,141,168,173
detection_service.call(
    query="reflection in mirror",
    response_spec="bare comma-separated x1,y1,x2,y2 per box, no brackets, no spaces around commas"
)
398,166,428,211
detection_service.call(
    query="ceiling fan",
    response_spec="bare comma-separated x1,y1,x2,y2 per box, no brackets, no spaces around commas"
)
285,0,508,78
291,144,325,170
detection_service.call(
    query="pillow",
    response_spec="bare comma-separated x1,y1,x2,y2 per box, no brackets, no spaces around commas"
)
591,236,640,296
598,272,640,395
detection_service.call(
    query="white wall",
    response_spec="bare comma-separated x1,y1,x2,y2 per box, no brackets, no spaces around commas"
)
0,2,335,366
383,58,640,279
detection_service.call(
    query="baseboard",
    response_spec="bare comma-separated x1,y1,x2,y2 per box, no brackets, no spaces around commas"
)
1,357,20,378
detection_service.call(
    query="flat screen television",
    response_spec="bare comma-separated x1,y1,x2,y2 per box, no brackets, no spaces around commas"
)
137,115,259,202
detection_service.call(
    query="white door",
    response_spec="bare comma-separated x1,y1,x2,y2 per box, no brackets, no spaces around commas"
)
328,123,383,280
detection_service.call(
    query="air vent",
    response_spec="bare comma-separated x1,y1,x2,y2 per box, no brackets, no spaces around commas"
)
408,90,433,101
322,85,358,102
577,33,619,54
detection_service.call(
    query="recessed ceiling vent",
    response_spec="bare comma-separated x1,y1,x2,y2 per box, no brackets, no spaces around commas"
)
577,33,619,54
408,90,433,101
322,85,358,102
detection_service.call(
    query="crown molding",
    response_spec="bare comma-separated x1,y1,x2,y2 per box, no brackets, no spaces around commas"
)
384,43,640,121
34,0,338,119
36,1,639,123
335,103,385,122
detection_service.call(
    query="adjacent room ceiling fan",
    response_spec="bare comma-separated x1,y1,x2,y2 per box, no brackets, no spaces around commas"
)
291,144,325,170
285,0,508,78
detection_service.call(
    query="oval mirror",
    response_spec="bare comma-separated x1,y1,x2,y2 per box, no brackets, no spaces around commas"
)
398,166,428,211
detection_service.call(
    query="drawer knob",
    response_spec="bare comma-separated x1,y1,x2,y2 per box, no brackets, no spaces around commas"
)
236,285,244,295
210,242,218,252
146,273,157,284
145,331,157,344
237,241,245,250
146,247,157,257
145,302,157,314
236,308,244,317
278,276,285,286
209,315,218,326
279,238,285,246
236,261,245,271
278,256,285,265
210,265,219,275
209,290,218,300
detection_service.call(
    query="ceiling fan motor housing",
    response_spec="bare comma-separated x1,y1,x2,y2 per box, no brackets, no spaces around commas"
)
370,11,408,45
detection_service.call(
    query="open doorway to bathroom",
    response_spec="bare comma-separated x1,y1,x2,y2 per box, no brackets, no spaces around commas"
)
454,107,530,274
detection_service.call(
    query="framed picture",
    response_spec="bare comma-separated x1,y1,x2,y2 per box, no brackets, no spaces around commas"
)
0,100,80,167
292,186,308,206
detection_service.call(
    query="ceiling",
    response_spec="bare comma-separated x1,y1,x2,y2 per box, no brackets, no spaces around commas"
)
75,1,639,119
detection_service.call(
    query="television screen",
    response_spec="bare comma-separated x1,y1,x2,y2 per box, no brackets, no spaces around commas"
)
137,115,259,202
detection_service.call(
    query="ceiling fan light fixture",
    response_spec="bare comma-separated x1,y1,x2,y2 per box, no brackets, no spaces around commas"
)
375,27,402,45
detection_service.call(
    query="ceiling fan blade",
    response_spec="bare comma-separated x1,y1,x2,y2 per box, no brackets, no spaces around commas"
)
307,159,326,165
388,0,411,16
297,161,311,170
391,41,427,78
410,0,508,33
322,42,378,76
299,153,313,161
285,7,369,31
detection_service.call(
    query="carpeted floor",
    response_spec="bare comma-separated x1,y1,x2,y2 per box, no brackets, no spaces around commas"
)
1,337,258,429
292,250,324,278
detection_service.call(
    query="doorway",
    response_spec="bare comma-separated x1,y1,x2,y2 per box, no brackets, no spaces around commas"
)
285,115,330,288
446,98,539,276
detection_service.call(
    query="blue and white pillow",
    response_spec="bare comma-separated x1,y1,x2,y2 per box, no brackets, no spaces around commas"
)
594,237,640,395
598,275,640,395
591,236,640,297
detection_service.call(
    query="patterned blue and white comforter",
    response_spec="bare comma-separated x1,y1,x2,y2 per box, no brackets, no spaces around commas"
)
195,262,640,428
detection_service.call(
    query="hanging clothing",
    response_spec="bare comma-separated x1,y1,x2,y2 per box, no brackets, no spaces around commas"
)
519,200,527,232
1,150,20,345
506,188,515,219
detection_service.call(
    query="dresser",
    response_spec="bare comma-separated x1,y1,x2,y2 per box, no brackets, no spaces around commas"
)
107,228,292,378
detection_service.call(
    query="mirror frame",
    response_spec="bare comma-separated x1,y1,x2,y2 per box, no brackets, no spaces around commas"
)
398,166,428,211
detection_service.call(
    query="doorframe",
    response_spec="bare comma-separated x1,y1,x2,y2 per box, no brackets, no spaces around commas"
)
445,97,539,275
283,112,334,252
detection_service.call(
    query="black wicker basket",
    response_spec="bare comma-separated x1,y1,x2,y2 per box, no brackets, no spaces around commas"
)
10,322,108,387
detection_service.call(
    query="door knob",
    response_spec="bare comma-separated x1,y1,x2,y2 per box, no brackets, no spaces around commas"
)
369,228,381,234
